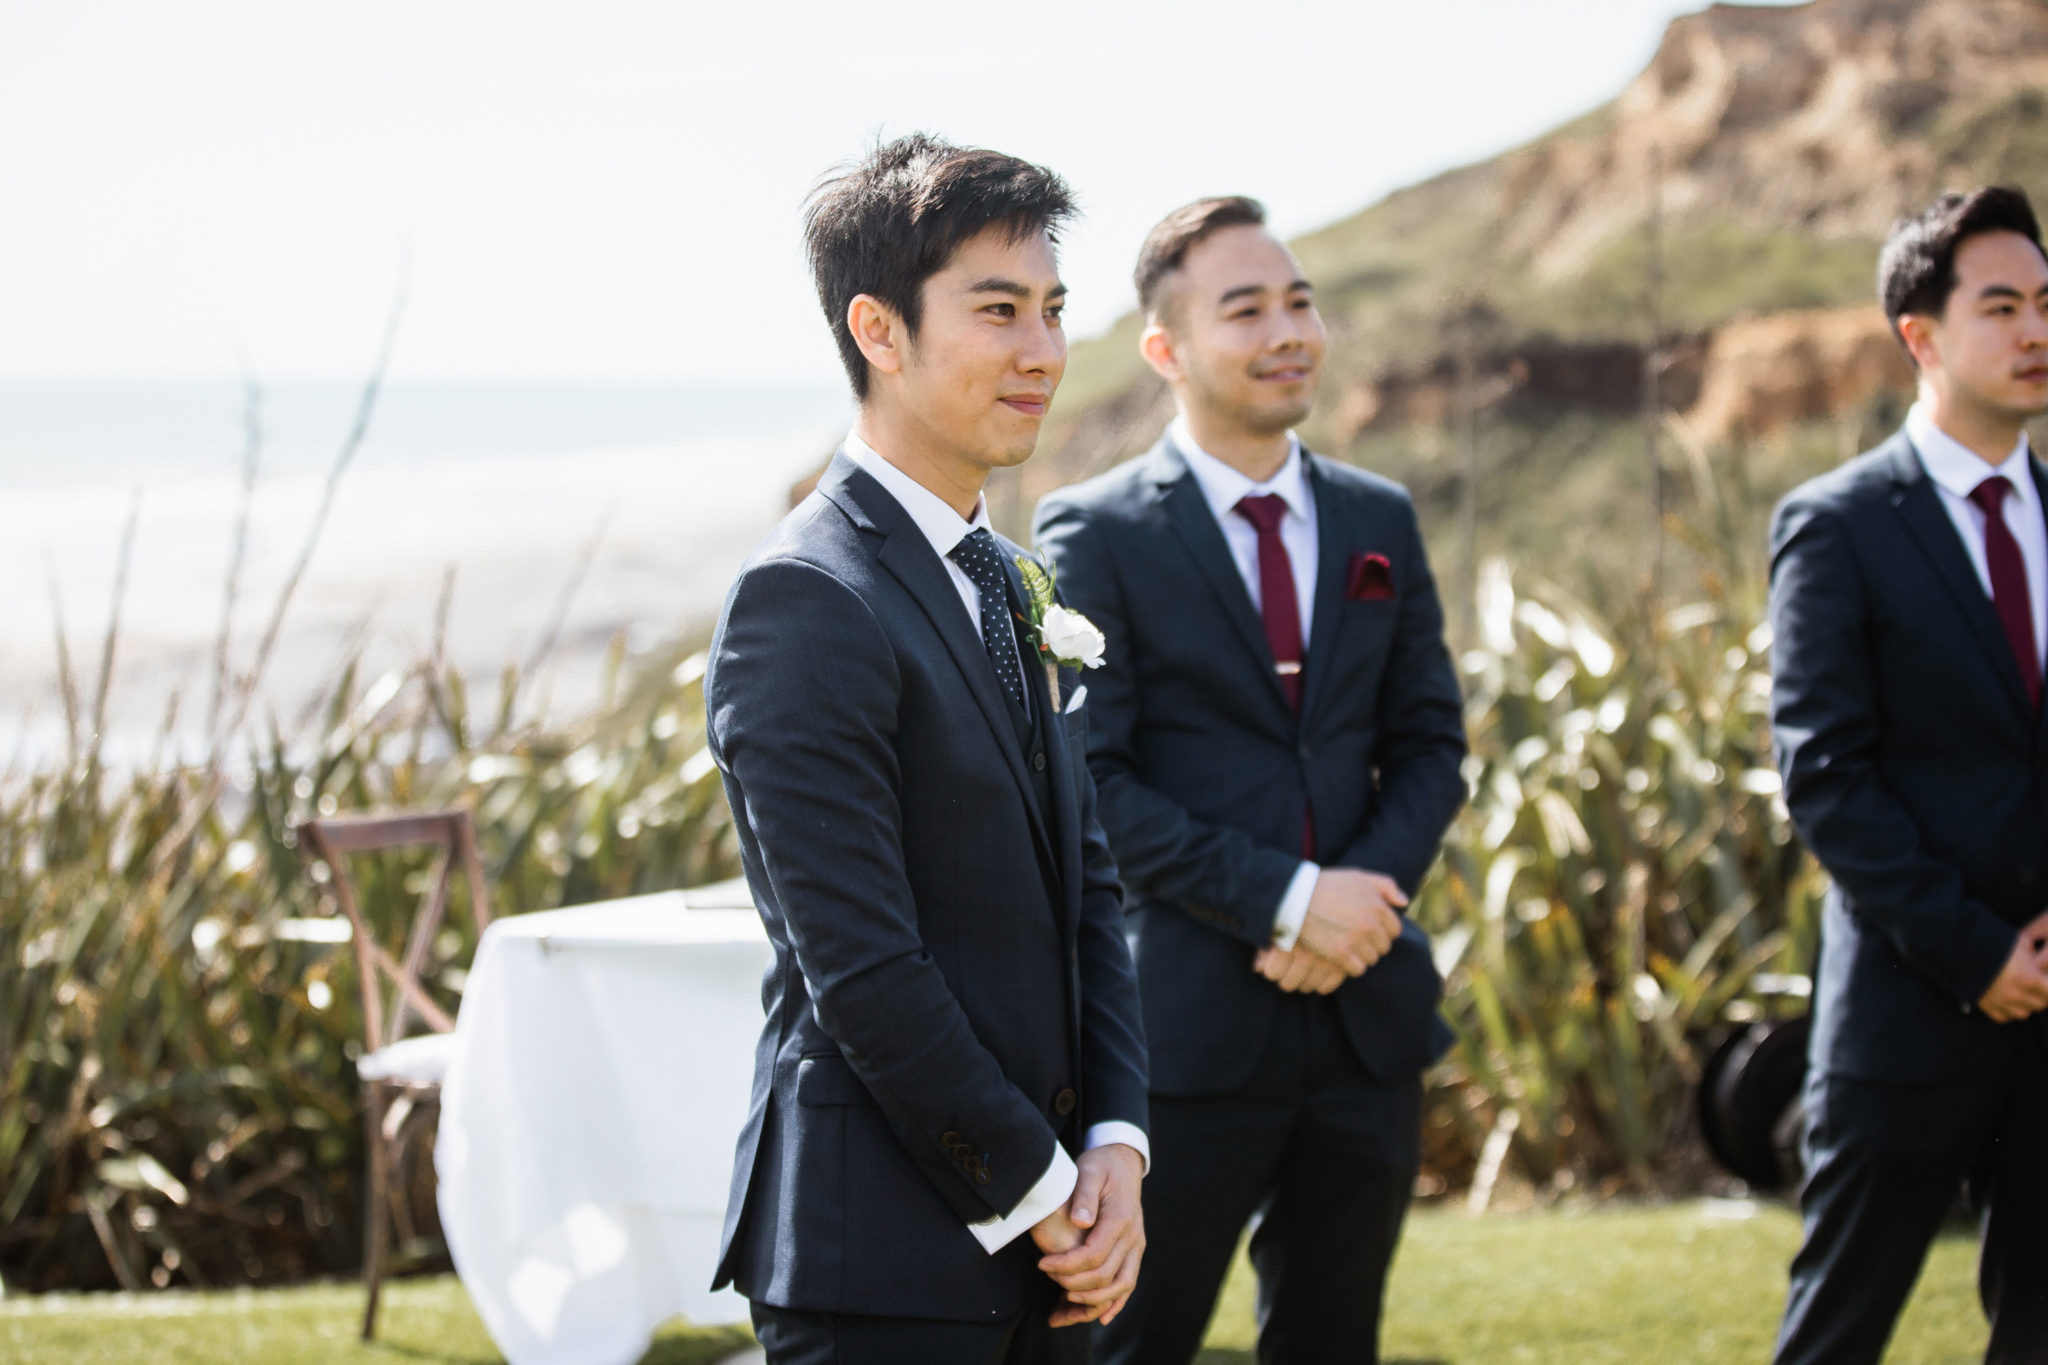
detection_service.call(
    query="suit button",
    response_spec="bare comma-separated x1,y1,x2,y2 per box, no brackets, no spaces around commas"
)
1054,1089,1077,1116
941,1131,962,1149
975,1169,993,1186
2020,868,2036,887
1032,751,1047,772
1298,744,1314,761
963,1154,985,1175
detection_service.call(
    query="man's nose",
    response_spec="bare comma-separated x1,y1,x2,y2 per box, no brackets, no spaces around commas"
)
1018,314,1065,373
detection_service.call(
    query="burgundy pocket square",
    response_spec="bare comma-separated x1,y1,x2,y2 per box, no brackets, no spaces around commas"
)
1346,552,1395,601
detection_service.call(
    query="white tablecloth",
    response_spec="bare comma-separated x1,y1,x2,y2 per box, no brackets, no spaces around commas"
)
436,883,770,1365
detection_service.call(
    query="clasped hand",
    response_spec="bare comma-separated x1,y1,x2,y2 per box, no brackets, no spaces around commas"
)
1977,909,2048,1022
1253,867,1406,995
1030,1143,1145,1327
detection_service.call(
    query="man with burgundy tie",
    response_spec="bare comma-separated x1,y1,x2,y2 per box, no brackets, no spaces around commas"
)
1034,197,1465,1364
1770,186,2048,1364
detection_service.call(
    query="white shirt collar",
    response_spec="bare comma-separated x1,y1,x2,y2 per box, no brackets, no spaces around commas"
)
842,431,993,556
1906,402,2035,501
1170,417,1310,526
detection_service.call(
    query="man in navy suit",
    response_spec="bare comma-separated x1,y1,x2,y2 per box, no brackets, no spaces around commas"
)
1035,197,1465,1364
705,134,1150,1365
1770,186,2048,1364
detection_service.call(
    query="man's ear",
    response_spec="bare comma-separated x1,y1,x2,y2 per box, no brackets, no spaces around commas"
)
848,294,906,378
1897,312,1941,373
1139,321,1183,384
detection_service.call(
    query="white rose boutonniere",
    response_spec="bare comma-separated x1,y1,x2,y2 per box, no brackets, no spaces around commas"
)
1038,604,1106,670
1014,552,1107,703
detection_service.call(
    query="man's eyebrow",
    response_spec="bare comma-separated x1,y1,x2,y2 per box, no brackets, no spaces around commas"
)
1217,279,1312,307
1980,284,2028,301
965,277,1031,298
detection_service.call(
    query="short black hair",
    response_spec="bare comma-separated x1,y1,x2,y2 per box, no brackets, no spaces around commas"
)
1880,186,2046,346
1134,196,1268,318
803,133,1076,400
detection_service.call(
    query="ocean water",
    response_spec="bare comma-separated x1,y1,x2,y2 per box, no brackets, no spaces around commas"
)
0,380,850,766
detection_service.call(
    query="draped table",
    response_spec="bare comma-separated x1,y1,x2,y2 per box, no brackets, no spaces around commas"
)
435,882,769,1365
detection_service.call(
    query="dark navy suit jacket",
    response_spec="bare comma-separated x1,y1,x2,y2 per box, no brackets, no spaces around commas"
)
705,453,1148,1322
1770,429,2048,1083
1034,435,1465,1095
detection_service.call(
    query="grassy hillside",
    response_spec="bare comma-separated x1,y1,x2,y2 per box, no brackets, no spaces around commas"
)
1004,0,2048,610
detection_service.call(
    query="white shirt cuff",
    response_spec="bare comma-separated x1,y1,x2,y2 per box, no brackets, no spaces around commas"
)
969,1141,1076,1254
1085,1120,1151,1176
1271,862,1319,950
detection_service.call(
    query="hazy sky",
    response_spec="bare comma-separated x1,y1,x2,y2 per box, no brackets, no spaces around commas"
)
1,1,1797,386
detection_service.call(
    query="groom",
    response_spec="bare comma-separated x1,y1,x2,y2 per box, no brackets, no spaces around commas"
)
705,135,1150,1364
1770,186,2048,1362
1035,197,1465,1363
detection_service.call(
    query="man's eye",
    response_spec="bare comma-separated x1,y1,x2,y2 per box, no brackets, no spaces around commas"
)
1230,308,1259,321
1046,307,1065,326
988,303,1015,318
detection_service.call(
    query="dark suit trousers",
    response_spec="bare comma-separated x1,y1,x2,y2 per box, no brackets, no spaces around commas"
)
1774,1030,2048,1365
751,1279,1091,1365
1101,994,1420,1365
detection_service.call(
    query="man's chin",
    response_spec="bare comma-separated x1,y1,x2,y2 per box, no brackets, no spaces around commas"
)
979,436,1041,471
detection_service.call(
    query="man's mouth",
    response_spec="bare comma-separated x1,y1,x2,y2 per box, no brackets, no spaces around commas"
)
1255,364,1312,383
1000,395,1049,416
2018,365,2048,384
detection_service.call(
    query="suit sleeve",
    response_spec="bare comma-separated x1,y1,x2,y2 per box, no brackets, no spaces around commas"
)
1769,496,2017,1006
707,556,1061,1226
1036,493,1302,949
1331,495,1468,895
1061,663,1150,1136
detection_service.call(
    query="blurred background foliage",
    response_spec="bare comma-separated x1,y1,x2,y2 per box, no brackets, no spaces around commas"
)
1,636,736,1294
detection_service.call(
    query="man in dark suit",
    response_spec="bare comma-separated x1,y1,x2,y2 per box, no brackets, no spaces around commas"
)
1770,186,2048,1364
1034,197,1466,1365
705,134,1150,1365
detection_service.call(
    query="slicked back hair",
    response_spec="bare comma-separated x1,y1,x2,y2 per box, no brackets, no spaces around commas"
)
1880,185,2047,354
803,133,1076,400
1134,196,1268,320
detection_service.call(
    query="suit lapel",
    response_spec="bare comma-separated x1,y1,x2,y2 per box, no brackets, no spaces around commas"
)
820,455,1057,870
1297,454,1353,727
2030,457,2048,754
1037,665,1086,936
1004,549,1086,924
1149,440,1294,718
1886,436,2034,722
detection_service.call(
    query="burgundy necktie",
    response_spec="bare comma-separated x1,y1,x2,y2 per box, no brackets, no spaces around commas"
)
1969,476,2043,710
1236,493,1316,858
1235,494,1304,710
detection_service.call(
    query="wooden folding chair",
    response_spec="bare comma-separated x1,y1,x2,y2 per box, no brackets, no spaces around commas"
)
296,808,492,1341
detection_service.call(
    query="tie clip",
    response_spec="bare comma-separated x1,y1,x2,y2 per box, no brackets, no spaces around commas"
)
1275,661,1303,676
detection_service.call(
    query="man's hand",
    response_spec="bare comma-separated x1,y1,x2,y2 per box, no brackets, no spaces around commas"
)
1295,868,1406,975
1253,945,1347,994
1979,911,2048,1022
1037,1143,1145,1328
1030,1200,1085,1258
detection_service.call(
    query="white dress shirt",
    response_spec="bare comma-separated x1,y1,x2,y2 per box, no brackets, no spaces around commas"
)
1171,420,1322,951
1905,404,2048,669
841,433,1151,1253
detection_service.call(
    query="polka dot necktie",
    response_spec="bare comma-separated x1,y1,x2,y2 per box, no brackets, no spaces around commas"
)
949,528,1030,716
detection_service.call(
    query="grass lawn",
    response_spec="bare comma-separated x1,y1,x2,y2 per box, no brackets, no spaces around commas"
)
2,1201,1985,1364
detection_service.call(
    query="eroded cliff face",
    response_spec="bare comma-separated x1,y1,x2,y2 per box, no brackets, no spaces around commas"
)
1008,0,2048,524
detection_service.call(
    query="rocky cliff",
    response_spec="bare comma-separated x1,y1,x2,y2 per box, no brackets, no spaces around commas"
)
995,0,2048,587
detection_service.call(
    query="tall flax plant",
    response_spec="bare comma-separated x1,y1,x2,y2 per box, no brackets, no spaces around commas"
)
1,642,737,1293
1418,432,1827,1195
0,327,739,1291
